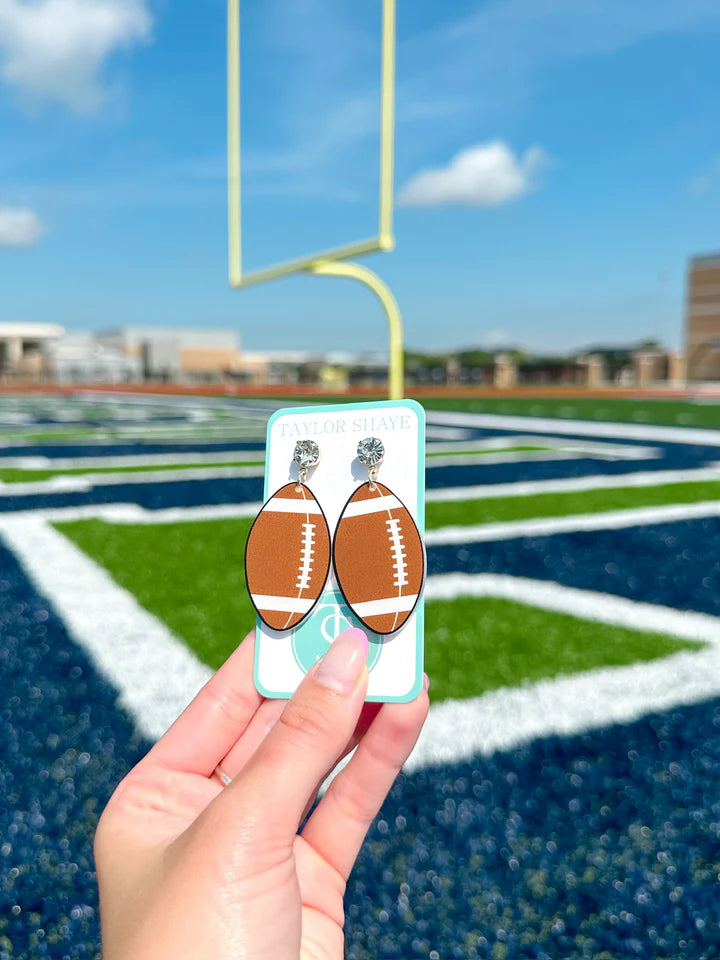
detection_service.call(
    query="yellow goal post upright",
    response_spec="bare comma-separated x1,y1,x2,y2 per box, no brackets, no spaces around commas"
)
227,0,404,399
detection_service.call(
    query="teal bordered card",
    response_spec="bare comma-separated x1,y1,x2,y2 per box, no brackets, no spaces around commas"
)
252,399,425,703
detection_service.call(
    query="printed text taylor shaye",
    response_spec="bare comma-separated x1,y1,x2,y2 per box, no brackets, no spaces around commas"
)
279,413,412,438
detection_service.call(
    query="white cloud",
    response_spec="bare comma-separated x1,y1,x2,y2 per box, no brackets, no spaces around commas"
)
398,141,550,207
226,0,720,202
0,0,151,113
0,206,43,246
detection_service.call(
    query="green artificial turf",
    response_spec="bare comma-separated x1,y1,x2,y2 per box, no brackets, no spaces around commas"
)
0,460,265,483
54,517,701,702
419,396,720,429
56,517,256,669
422,596,701,703
0,425,264,443
0,427,104,441
425,480,720,529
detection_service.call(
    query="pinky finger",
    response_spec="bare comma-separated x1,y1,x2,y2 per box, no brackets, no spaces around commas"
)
301,678,429,882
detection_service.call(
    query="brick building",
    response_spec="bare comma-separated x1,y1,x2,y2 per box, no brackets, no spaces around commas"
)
685,253,720,382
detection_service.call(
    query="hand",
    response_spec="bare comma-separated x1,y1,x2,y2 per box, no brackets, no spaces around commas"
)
95,627,429,960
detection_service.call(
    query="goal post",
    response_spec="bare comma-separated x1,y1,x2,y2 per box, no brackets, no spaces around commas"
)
226,0,404,398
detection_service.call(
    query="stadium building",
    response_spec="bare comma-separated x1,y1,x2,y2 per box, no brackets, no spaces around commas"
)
97,326,243,382
50,332,142,384
0,322,64,380
685,252,720,382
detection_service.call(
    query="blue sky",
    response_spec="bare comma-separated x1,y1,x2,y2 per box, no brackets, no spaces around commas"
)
1,0,720,355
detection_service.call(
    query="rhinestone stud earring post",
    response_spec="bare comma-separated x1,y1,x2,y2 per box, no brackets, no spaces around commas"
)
293,439,320,489
357,436,384,488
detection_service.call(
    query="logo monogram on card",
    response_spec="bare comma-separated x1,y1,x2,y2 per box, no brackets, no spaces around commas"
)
291,592,382,675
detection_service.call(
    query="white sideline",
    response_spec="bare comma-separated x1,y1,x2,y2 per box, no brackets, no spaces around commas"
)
3,510,719,772
428,451,587,467
425,573,720,642
426,435,658,458
427,442,660,468
0,502,264,523
426,410,720,446
425,499,720,545
0,464,265,495
425,427,474,441
409,572,720,769
407,642,720,771
425,464,720,502
0,450,265,468
0,517,212,741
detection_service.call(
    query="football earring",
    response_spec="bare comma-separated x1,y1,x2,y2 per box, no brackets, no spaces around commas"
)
333,438,425,635
244,440,330,631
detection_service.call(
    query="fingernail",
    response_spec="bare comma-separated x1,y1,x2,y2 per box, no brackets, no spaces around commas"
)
315,628,368,693
423,672,430,692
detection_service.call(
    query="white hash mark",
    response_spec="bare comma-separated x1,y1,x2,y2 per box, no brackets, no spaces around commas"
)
386,517,408,589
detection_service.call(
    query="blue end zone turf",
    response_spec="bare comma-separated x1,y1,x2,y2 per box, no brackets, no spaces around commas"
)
0,540,150,958
3,533,720,958
2,397,720,958
429,517,720,617
347,697,720,959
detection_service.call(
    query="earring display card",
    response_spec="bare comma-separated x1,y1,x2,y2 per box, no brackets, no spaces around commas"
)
252,399,425,703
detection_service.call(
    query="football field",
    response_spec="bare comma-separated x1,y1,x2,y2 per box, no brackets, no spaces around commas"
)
1,392,720,958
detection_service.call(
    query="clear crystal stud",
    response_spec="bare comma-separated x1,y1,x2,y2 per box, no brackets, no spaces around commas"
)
293,439,320,469
357,437,385,467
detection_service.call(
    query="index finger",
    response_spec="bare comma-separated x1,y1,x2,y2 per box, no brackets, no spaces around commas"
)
141,630,264,777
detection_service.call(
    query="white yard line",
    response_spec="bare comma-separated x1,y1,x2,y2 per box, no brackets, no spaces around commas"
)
428,451,591,468
426,499,720,545
3,514,719,768
407,572,720,769
0,449,264,469
425,573,720,642
425,410,720,446
426,464,720,502
425,426,474,441
0,432,265,448
0,464,265,496
1,502,263,524
0,517,212,740
408,643,720,770
426,435,657,458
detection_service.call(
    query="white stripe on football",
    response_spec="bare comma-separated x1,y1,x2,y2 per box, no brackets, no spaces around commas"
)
245,482,331,631
333,481,424,635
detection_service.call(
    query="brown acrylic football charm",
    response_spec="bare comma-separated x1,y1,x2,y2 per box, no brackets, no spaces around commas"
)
333,480,425,635
245,482,331,631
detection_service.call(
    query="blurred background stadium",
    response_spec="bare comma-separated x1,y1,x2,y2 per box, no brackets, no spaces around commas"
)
2,0,720,958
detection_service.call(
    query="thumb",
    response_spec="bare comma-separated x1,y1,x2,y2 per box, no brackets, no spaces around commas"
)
223,627,369,839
